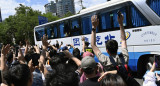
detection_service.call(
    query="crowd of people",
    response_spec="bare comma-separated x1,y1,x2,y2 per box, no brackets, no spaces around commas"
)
0,13,160,86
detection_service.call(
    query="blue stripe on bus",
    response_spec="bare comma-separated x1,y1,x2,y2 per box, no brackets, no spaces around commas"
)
94,52,150,71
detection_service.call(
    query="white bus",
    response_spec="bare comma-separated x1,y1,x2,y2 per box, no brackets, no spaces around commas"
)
34,0,160,78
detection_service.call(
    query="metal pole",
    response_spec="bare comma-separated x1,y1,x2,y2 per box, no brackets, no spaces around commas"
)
26,9,29,42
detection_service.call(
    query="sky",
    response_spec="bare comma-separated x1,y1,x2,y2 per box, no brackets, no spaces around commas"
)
0,0,106,20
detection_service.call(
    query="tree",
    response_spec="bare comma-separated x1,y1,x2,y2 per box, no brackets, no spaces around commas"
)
0,4,42,45
0,4,74,45
42,12,60,22
63,11,73,18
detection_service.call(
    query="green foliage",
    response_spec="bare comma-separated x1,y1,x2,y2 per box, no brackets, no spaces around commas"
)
42,12,60,22
63,11,73,18
0,4,74,45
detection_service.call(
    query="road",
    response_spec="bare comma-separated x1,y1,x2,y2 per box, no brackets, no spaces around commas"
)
135,78,143,86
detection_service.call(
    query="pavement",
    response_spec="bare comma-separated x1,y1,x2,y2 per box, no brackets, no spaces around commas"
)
135,78,143,86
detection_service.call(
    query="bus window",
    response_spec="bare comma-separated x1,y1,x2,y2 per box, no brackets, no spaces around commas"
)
35,27,45,41
46,25,58,39
53,25,58,38
46,26,52,39
147,0,160,17
113,7,127,28
130,5,151,27
59,22,64,38
81,16,92,35
71,19,80,36
64,20,70,37
100,12,112,30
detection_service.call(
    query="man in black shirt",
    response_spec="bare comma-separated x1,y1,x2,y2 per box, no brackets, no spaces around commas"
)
79,56,100,86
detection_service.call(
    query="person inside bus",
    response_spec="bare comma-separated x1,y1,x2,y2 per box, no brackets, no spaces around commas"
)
50,31,54,39
90,13,129,71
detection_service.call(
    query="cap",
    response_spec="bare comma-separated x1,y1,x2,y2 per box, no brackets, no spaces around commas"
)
81,56,97,69
82,51,94,58
62,46,68,51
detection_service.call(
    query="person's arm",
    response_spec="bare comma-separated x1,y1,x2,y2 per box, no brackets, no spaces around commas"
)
40,35,49,64
24,40,29,56
91,15,101,57
39,60,49,78
63,50,81,66
118,14,127,49
59,41,63,49
118,13,129,64
34,45,40,54
1,44,10,83
38,35,49,77
143,62,157,86
50,45,58,51
1,44,10,71
17,49,25,64
98,70,117,82
81,36,85,52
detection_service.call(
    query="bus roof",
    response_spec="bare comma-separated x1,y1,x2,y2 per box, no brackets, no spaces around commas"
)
80,0,131,14
35,0,133,29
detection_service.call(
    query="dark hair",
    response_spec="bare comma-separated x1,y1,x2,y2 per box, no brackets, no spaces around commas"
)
85,42,89,47
24,53,40,66
48,46,57,57
46,64,79,86
105,40,118,55
100,74,127,86
3,64,31,86
73,48,81,60
49,55,62,69
49,53,69,69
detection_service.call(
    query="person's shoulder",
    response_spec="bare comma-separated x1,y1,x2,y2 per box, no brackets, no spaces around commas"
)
1,83,8,86
98,52,109,58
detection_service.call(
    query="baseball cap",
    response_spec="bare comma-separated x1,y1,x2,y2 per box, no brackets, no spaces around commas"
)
62,46,68,51
82,51,94,58
81,56,97,70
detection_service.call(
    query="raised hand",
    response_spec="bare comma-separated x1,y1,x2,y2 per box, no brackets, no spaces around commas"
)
81,36,85,41
117,13,124,26
91,15,99,29
25,40,30,46
41,35,49,49
28,60,35,73
156,73,160,81
1,44,10,55
63,50,73,58
150,62,156,72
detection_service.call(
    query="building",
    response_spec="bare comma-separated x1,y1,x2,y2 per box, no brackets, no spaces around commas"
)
44,1,57,16
56,0,75,17
0,8,2,22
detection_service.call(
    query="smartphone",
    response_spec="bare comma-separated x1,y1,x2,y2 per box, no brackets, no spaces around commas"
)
32,53,40,66
15,46,19,57
155,55,160,70
117,10,121,17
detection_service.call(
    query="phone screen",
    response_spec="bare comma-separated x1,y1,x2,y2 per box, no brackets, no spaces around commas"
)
15,46,19,57
155,55,160,70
